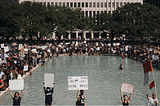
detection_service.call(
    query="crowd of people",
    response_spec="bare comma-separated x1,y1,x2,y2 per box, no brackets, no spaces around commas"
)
0,39,160,92
0,38,159,106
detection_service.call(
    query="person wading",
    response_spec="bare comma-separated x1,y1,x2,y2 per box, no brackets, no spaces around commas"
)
146,93,158,106
9,87,25,106
43,82,55,106
120,89,133,106
76,89,86,106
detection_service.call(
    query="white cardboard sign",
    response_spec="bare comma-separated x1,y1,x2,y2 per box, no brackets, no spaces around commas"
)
68,76,88,90
121,83,134,93
9,79,24,90
44,73,54,87
4,46,9,52
1,44,4,48
23,65,28,71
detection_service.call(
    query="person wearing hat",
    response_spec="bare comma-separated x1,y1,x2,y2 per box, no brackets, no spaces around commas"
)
146,93,158,106
43,82,55,106
9,87,25,106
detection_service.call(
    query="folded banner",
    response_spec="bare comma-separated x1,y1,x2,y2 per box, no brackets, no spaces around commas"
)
143,61,153,73
121,83,134,93
68,76,88,90
149,80,155,90
144,72,150,85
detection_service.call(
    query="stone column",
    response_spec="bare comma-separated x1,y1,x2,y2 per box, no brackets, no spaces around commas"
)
91,32,94,39
76,31,78,39
68,33,71,39
83,31,86,39
53,32,56,39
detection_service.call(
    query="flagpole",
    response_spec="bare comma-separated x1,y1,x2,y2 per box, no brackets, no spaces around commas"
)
152,69,157,97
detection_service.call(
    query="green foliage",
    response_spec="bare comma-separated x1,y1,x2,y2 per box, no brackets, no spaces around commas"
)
0,0,160,40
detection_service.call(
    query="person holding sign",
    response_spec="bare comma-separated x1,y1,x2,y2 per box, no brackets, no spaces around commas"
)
76,89,86,106
146,93,158,106
43,82,55,106
9,87,25,106
120,89,133,106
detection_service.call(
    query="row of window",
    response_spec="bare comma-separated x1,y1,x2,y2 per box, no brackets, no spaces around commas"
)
43,2,127,8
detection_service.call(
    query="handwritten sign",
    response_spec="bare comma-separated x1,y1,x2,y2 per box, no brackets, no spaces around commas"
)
4,46,9,52
23,65,28,71
1,44,4,48
9,79,24,90
44,73,54,87
121,83,134,93
68,76,88,90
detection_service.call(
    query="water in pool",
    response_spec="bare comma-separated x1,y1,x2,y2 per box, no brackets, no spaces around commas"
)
0,55,159,106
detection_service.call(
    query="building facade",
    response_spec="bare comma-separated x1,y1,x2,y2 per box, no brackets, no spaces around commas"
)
17,0,143,39
144,0,160,8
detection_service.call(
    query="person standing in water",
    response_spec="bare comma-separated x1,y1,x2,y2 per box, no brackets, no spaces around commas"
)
9,87,25,106
76,89,86,106
43,82,55,106
146,93,158,106
120,89,133,106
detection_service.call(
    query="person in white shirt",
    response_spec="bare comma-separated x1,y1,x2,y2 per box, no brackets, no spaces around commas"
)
146,93,158,106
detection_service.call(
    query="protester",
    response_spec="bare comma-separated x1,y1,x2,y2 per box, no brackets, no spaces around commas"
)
146,93,158,106
43,82,55,106
119,64,123,69
9,87,25,106
76,89,86,106
120,89,133,106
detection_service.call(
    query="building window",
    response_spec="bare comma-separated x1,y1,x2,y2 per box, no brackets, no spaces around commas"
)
116,2,119,7
51,2,54,5
105,2,107,7
47,2,50,6
109,2,111,7
67,2,69,7
55,2,57,5
93,11,96,18
120,2,122,7
89,11,92,17
124,2,126,5
97,2,99,7
63,2,65,6
93,2,96,7
101,2,103,7
59,2,61,6
44,2,46,6
86,2,88,7
74,2,76,7
86,11,88,17
101,11,103,14
78,2,80,7
89,2,92,7
112,2,115,7
70,2,73,7
82,2,84,7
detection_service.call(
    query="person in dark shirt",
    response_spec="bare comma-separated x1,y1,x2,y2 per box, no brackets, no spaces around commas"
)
43,82,55,106
9,87,25,106
120,89,133,106
76,89,86,106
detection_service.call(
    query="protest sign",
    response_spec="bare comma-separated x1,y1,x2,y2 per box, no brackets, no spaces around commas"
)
152,55,159,60
9,79,24,90
23,65,28,71
1,44,4,48
68,76,88,90
44,73,54,87
121,83,134,93
4,46,9,52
